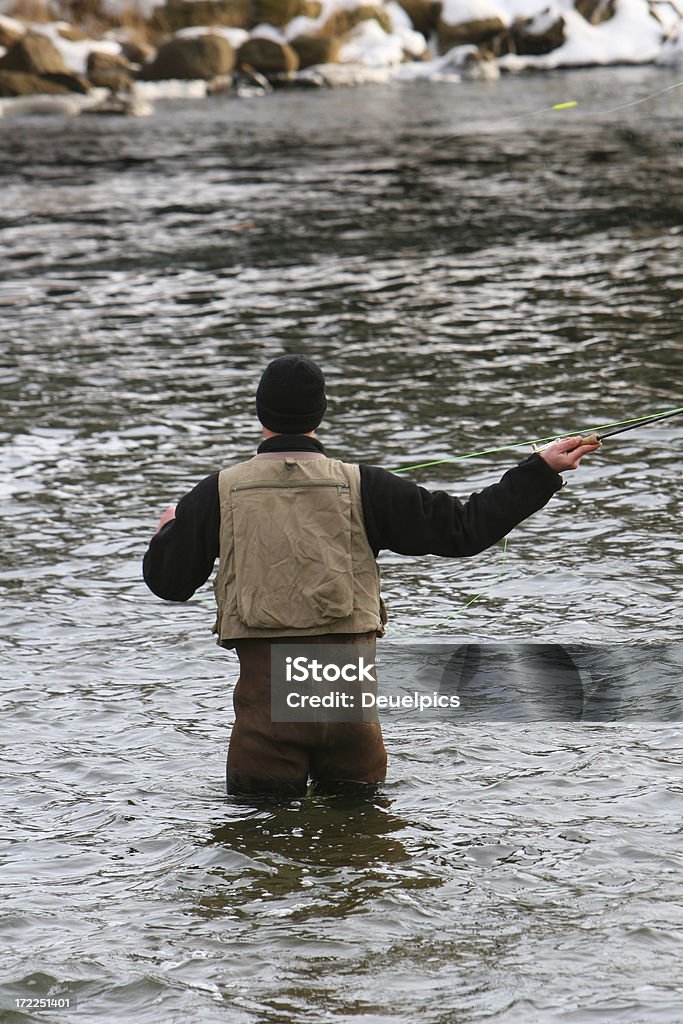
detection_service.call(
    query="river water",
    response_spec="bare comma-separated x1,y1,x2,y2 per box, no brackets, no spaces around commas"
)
1,66,682,1023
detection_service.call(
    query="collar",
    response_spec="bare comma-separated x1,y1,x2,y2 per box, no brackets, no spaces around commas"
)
257,434,326,455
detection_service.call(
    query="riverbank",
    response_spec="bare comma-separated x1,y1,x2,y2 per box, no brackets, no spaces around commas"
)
0,0,681,113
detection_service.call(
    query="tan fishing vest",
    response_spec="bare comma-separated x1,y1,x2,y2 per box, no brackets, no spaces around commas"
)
212,452,387,647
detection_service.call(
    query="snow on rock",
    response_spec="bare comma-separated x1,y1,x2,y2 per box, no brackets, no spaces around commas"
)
338,17,404,62
175,25,250,48
298,59,396,82
250,21,289,41
0,13,25,38
499,0,665,68
28,21,121,74
133,77,208,97
386,0,429,55
440,0,511,25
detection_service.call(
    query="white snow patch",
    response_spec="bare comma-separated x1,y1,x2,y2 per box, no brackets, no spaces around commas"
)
0,87,108,118
0,12,24,35
299,60,396,83
133,77,208,98
339,18,404,64
386,0,429,54
440,0,510,25
395,56,462,79
174,25,250,48
249,22,287,42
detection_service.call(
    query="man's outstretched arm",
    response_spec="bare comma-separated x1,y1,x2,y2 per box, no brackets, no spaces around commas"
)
359,438,599,557
142,472,220,601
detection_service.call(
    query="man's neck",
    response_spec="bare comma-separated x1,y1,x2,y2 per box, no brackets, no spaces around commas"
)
256,434,326,455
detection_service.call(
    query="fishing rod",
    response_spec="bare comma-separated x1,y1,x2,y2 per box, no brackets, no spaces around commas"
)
578,407,683,444
394,404,683,474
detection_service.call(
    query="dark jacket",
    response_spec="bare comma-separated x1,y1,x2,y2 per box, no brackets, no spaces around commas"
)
143,433,562,602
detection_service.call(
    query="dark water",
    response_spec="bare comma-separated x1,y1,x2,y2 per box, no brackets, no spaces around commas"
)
1,67,682,1023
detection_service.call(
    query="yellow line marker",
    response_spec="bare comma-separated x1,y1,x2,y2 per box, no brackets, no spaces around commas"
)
553,101,578,110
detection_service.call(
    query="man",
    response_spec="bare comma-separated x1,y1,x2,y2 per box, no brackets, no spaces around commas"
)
143,354,600,797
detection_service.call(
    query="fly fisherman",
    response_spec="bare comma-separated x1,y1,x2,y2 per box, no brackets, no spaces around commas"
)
143,355,600,797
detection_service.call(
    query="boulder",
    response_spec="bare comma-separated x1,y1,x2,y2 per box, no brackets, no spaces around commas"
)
87,49,135,90
510,9,565,53
0,69,70,95
41,71,91,92
395,0,441,37
252,0,301,25
290,33,341,67
0,30,69,76
142,34,236,79
152,0,251,31
237,37,299,72
0,16,24,50
57,25,89,42
244,0,323,25
437,16,505,52
117,35,156,65
575,0,615,23
321,5,393,37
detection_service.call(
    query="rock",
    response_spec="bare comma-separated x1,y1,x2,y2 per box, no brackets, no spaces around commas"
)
0,15,24,50
253,0,301,25
298,61,393,85
249,0,322,24
395,0,441,37
290,34,341,68
152,0,251,32
237,37,299,73
88,68,134,91
510,9,565,54
87,50,134,90
321,5,393,37
575,0,615,23
0,30,69,76
206,72,233,92
41,71,92,93
119,36,156,65
142,34,236,79
437,16,505,53
0,94,82,115
437,42,499,77
298,0,323,16
57,25,89,42
81,94,154,115
0,69,70,95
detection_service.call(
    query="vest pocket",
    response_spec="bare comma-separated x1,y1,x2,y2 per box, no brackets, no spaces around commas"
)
230,480,354,629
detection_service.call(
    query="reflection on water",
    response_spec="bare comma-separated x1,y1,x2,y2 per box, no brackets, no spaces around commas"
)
1,66,683,1023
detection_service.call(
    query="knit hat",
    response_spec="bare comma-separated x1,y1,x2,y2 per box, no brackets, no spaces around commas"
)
255,355,327,434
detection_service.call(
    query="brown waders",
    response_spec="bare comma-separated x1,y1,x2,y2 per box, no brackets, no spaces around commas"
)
227,632,387,797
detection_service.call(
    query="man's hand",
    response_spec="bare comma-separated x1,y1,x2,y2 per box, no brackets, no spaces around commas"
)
157,504,177,532
538,436,601,473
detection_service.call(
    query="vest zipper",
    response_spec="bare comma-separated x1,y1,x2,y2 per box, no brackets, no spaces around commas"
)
231,481,349,495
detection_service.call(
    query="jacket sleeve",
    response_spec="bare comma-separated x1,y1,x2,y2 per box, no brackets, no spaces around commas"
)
142,472,220,601
359,454,563,557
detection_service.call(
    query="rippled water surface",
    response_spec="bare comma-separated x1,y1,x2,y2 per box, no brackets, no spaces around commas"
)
1,67,683,1023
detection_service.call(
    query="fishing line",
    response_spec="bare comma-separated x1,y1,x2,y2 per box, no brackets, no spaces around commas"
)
585,78,683,116
421,78,683,150
389,536,509,640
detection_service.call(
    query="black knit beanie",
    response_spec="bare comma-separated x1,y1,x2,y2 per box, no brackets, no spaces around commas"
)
255,355,327,434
